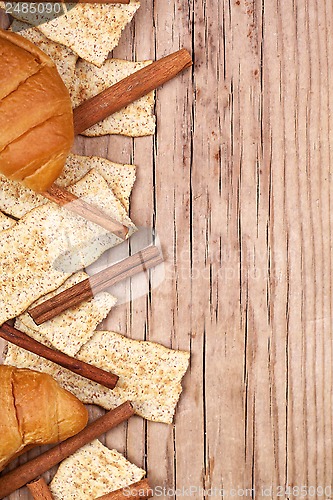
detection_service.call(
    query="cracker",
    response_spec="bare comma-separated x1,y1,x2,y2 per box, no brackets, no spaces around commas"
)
9,21,77,91
59,154,136,212
37,1,140,67
50,440,145,500
0,212,16,231
4,330,190,424
72,59,155,137
0,175,45,219
0,153,136,218
0,170,135,325
16,272,116,356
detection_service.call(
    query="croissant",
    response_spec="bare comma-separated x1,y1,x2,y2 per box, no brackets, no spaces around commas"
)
0,365,88,471
0,29,74,192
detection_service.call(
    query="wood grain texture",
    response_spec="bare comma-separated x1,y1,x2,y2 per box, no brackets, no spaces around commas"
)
1,0,333,498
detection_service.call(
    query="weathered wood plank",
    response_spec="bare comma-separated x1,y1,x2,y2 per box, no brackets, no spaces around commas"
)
147,0,203,494
193,0,255,492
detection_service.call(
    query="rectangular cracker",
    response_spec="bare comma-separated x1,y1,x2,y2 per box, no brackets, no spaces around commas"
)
0,170,135,325
59,154,136,212
38,1,140,67
50,440,145,500
0,153,136,218
4,330,190,424
72,59,155,137
16,272,116,356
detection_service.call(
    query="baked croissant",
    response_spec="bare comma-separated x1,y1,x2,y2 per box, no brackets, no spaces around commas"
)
0,29,74,192
0,366,88,471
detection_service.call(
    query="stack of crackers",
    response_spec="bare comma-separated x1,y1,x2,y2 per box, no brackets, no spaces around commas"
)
0,2,189,498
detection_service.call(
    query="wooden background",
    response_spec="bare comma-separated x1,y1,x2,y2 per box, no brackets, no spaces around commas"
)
1,0,333,498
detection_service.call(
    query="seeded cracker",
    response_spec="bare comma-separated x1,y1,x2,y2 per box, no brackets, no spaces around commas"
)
0,153,136,218
4,330,190,424
0,212,15,231
38,1,140,67
9,21,78,91
0,170,135,325
59,154,136,212
15,272,117,356
50,440,145,500
2,2,140,66
72,59,155,137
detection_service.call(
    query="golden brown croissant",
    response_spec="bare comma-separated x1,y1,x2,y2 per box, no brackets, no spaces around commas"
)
0,29,74,192
0,365,88,471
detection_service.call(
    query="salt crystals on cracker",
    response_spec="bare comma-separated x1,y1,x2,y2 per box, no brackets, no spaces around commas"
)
38,1,140,67
0,170,135,325
4,330,190,424
0,154,136,218
72,59,155,137
16,272,116,356
50,440,145,500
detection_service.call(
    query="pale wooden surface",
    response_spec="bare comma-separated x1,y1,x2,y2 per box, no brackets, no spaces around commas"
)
1,0,333,499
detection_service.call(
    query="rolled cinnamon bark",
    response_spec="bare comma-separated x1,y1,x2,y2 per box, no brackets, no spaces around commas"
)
43,185,128,239
29,246,163,324
27,477,54,500
73,48,193,135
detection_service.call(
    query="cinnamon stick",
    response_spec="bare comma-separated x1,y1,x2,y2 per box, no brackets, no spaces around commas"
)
0,402,134,499
96,479,153,500
43,184,128,240
27,478,54,500
73,48,193,135
0,322,119,389
29,245,163,325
